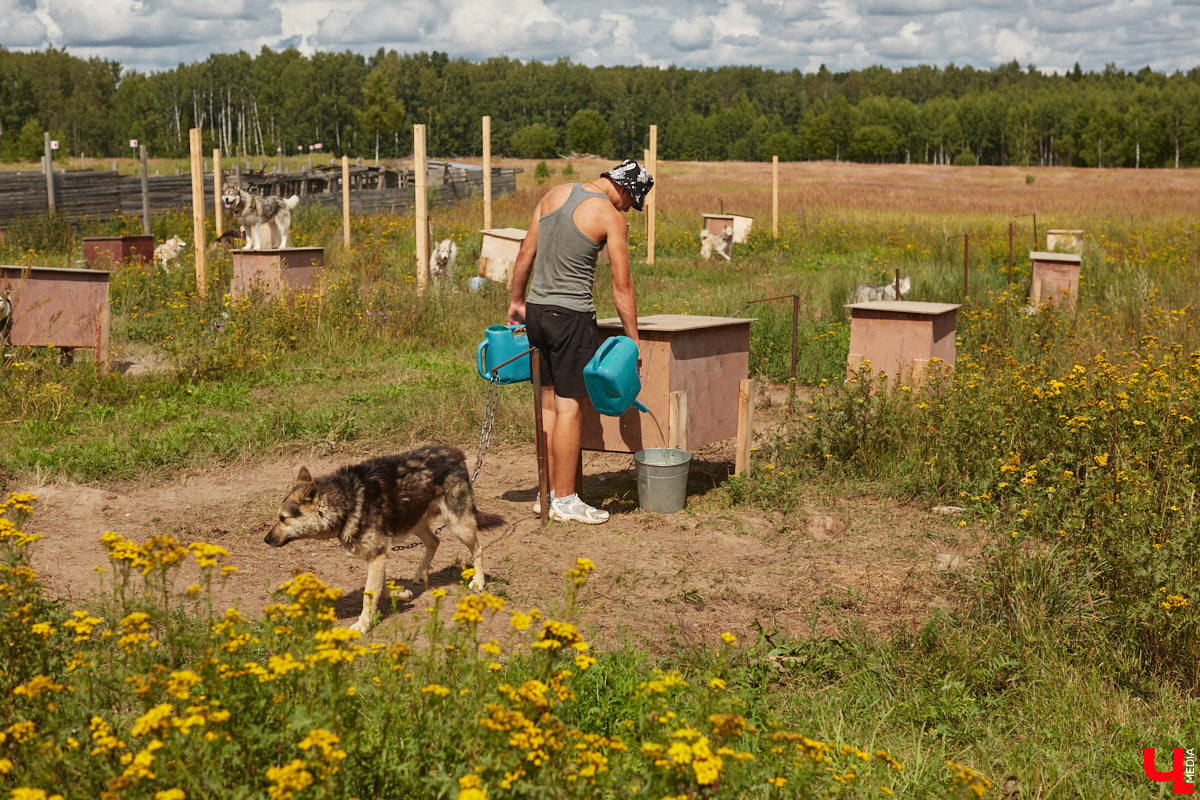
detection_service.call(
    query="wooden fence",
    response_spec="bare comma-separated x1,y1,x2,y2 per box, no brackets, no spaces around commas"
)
0,161,520,229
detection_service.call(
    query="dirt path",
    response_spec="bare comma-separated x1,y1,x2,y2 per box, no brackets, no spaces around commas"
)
17,427,976,654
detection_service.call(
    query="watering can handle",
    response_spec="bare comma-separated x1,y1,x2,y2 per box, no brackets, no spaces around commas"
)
476,340,490,381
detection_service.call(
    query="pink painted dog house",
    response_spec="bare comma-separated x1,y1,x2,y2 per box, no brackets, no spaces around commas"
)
845,301,960,385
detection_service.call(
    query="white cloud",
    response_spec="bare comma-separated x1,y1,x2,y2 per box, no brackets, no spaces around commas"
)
859,0,964,14
669,17,714,51
1,0,1199,75
314,0,438,44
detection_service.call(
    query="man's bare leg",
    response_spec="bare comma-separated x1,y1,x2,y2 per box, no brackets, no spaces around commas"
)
550,394,582,497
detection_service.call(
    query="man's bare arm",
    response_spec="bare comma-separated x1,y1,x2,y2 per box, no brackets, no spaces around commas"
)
606,212,639,356
506,202,543,325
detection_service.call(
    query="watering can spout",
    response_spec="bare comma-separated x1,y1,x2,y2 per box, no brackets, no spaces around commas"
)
633,400,649,414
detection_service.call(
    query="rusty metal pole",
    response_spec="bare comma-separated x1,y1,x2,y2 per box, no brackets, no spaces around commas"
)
963,234,970,299
1032,213,1037,246
1008,221,1014,286
790,294,799,383
789,294,799,414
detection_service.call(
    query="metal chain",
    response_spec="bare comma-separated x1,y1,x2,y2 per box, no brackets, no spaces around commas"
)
392,373,500,553
471,371,502,485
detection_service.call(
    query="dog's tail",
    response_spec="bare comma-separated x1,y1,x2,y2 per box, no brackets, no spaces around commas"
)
475,510,505,529
284,195,300,209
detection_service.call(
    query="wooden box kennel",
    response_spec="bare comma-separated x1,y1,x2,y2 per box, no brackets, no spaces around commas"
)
579,314,754,454
846,301,960,385
702,213,753,243
1028,251,1082,311
230,247,325,301
478,228,526,286
0,265,110,363
82,236,155,269
1045,229,1084,253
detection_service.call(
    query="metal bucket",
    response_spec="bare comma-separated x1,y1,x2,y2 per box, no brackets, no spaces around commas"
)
634,448,691,513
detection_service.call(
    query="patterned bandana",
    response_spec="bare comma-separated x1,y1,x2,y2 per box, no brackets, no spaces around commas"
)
601,159,654,211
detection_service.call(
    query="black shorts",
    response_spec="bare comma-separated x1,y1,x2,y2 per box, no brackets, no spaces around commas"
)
524,303,599,399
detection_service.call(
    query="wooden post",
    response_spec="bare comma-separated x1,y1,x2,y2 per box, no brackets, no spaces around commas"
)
482,115,492,231
342,155,351,248
643,148,651,261
43,133,55,213
646,124,657,265
735,379,755,476
668,391,688,450
772,155,779,238
140,145,151,236
189,128,208,299
532,351,550,527
212,148,223,237
414,124,429,294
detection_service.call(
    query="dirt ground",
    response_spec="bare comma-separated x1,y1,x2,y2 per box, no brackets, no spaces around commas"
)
16,396,976,654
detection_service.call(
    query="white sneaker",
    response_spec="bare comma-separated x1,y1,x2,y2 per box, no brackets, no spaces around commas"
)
531,492,554,514
550,494,610,524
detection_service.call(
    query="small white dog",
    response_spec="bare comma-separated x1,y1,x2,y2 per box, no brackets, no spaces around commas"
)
430,238,458,280
153,235,187,271
700,226,733,261
848,275,911,303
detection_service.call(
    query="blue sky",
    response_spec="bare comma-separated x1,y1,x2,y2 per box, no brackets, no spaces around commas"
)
5,0,1199,76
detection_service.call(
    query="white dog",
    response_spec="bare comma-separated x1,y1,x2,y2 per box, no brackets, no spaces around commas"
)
221,183,300,251
429,238,458,280
700,226,733,261
848,275,911,303
153,235,187,271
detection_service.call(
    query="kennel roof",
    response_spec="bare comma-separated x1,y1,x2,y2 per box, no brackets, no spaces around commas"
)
843,301,961,314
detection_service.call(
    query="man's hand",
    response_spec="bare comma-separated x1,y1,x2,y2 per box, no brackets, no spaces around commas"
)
507,300,526,326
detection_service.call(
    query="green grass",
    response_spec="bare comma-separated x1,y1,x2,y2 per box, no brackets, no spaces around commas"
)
3,188,1200,798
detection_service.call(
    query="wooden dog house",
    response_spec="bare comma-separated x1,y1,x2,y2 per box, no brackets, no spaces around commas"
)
1045,229,1084,253
580,314,754,454
0,265,110,363
1028,251,1082,311
846,301,960,386
702,213,753,243
82,236,154,269
478,228,526,286
230,248,325,301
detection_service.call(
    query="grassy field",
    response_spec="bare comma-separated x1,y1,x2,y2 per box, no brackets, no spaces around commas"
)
1,160,1199,798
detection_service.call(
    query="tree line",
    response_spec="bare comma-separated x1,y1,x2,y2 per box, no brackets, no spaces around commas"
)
3,46,1200,168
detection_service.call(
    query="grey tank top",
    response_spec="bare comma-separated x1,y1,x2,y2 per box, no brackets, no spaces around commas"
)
526,183,607,313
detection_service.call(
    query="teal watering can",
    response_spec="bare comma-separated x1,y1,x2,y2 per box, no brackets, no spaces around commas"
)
476,324,531,384
584,336,649,416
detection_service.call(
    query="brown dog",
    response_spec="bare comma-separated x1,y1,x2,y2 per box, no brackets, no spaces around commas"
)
264,445,500,632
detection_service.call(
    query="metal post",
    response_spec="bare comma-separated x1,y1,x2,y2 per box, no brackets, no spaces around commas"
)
789,294,798,414
1032,213,1037,246
1008,221,1014,286
963,234,970,299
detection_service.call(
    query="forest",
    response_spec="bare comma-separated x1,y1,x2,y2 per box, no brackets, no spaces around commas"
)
3,45,1200,168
